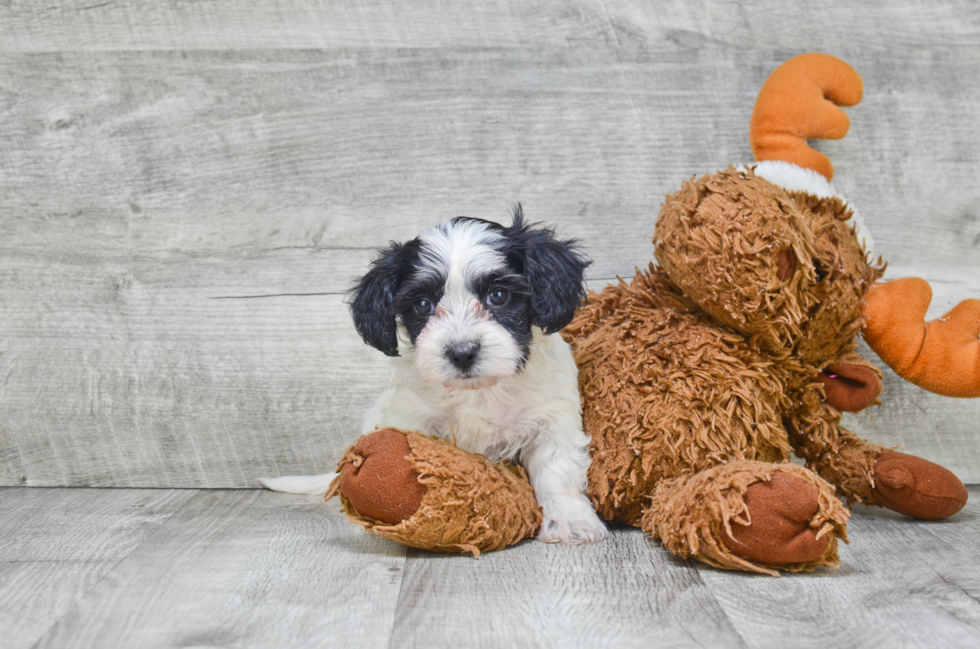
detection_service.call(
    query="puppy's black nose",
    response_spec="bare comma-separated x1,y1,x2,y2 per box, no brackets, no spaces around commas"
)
446,342,480,371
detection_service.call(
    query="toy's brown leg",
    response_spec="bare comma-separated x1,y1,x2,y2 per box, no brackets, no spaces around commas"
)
788,401,968,520
641,461,848,576
327,428,542,556
871,450,968,520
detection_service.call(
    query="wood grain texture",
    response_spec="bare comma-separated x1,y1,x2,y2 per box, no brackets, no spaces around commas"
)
391,528,744,649
0,288,391,487
0,487,194,649
2,487,979,648
1,13,978,487
0,0,977,51
31,489,408,649
3,48,978,273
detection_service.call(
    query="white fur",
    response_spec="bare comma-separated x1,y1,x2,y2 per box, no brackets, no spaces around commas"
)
410,220,527,389
417,218,506,283
262,219,606,546
373,327,605,544
259,473,337,495
747,160,875,255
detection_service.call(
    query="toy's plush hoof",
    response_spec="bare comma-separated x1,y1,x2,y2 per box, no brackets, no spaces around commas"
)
872,451,968,520
643,461,849,576
329,429,542,556
338,428,426,525
721,473,831,566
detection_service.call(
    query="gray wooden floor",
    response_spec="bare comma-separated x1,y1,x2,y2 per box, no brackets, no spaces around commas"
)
2,485,979,649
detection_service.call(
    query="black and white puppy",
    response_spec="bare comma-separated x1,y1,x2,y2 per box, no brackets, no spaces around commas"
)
263,206,607,544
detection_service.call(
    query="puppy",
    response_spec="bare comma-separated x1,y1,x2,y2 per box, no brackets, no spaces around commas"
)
262,206,607,545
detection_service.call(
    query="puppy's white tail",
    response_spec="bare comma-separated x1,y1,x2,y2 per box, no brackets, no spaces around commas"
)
259,472,338,495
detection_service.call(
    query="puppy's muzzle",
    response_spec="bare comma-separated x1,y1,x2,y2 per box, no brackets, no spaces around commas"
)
446,342,481,371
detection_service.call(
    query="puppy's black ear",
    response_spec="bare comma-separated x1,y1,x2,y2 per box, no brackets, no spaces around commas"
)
348,241,416,356
505,204,590,334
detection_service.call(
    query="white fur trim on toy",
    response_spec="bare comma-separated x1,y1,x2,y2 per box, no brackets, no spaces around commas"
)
743,160,875,255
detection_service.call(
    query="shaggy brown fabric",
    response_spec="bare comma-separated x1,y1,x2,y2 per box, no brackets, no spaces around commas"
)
327,429,542,557
641,461,848,576
785,370,886,506
787,189,885,366
809,437,885,506
564,169,888,530
562,166,964,573
653,167,819,356
873,451,969,520
566,266,793,526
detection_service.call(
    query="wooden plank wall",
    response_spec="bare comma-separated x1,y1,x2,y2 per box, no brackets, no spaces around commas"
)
1,1,978,487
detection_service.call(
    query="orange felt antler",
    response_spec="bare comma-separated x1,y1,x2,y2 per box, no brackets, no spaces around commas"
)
750,53,864,180
862,278,980,398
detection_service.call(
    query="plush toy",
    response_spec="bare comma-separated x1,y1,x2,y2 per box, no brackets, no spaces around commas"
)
327,53,978,574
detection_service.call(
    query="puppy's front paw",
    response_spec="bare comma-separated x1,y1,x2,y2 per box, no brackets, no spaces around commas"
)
536,497,607,545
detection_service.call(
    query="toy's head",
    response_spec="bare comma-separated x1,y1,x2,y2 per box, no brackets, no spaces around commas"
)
654,166,883,365
656,52,980,398
789,188,884,365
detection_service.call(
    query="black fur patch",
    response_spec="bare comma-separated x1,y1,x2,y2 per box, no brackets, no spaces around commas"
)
393,274,446,344
347,238,422,356
473,270,534,365
500,205,591,334
349,207,589,358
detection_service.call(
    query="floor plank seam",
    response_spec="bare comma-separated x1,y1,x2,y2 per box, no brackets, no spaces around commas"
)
388,549,418,649
692,564,751,649
927,565,980,632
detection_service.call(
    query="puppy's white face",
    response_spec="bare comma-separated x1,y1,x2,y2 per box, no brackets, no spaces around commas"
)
408,220,527,388
349,207,590,390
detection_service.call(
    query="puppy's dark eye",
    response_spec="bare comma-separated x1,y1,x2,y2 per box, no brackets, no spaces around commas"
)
486,288,509,307
414,297,434,315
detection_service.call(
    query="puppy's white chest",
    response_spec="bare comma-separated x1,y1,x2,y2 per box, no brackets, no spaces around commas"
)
370,329,581,464
435,393,536,461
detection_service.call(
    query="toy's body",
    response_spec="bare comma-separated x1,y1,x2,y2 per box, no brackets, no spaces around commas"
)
571,256,805,528
326,54,978,574
565,162,963,573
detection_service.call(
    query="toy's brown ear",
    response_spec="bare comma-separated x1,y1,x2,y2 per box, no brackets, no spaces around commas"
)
750,53,863,181
862,278,980,398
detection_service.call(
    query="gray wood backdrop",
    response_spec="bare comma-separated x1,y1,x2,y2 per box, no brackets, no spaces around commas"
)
1,0,978,488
